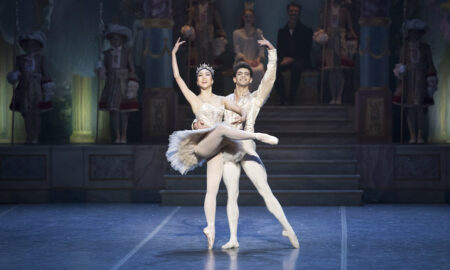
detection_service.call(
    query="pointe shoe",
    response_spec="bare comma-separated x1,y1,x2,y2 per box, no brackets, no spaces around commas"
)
408,137,417,144
282,229,299,249
254,133,279,145
329,99,336,105
113,138,121,144
335,99,342,105
417,137,425,144
120,137,127,144
221,239,239,249
203,227,215,250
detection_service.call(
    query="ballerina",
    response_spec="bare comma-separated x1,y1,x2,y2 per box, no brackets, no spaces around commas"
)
166,38,278,249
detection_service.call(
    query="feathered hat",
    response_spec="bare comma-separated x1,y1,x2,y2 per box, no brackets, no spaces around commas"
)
104,24,132,42
403,19,428,35
19,31,46,49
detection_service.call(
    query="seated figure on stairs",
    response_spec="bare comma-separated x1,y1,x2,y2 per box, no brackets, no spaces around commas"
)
275,2,312,105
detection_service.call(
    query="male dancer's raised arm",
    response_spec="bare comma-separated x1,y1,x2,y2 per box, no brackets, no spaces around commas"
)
251,39,277,109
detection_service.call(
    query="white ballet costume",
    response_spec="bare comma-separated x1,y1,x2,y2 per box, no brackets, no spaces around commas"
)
166,102,244,175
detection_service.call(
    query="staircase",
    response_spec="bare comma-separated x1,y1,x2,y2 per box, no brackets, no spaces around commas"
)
177,105,357,144
161,105,362,206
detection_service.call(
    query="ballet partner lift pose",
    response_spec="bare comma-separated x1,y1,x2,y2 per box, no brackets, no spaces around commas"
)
166,38,278,249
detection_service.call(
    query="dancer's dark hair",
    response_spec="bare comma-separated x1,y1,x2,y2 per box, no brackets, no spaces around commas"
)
233,62,253,78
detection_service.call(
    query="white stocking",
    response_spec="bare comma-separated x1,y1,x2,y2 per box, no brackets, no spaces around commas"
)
222,161,241,248
120,112,128,140
111,111,120,140
32,114,41,142
336,70,345,103
242,158,299,248
22,113,32,142
194,125,275,159
203,153,224,249
241,159,293,233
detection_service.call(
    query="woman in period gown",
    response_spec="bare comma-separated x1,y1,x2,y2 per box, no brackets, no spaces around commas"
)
233,7,265,91
166,38,278,250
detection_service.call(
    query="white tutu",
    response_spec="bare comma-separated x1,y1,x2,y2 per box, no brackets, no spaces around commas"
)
166,123,245,175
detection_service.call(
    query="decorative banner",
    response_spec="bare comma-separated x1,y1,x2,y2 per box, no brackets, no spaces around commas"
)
142,20,173,89
357,0,391,142
359,0,391,88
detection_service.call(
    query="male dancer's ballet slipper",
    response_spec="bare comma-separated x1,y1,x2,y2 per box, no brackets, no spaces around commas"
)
203,227,215,250
282,229,300,249
221,239,239,249
254,133,279,145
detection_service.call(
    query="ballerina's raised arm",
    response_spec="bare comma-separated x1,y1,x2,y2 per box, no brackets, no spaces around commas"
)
172,37,202,114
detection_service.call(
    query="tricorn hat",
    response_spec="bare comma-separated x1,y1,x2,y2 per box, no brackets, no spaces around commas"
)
104,24,132,42
19,31,46,49
403,19,428,33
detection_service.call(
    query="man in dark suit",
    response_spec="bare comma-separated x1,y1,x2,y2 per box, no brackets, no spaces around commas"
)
276,2,312,105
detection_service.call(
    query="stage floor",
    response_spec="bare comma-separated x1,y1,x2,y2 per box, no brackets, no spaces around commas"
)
0,204,449,270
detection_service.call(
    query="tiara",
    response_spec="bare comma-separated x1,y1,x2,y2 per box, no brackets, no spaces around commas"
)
196,63,214,76
244,2,254,10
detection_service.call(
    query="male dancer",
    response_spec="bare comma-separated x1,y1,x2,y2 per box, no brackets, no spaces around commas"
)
194,38,299,249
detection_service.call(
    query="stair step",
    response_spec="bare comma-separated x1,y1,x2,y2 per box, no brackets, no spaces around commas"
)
257,105,354,119
165,174,360,190
267,133,357,144
160,189,363,206
254,145,356,159
171,160,358,175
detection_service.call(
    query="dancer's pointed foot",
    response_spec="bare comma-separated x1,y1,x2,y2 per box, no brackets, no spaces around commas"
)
203,227,215,250
254,133,279,145
221,239,239,249
282,229,299,249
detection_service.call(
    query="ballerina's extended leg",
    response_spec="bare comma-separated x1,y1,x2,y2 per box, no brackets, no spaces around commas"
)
194,124,278,159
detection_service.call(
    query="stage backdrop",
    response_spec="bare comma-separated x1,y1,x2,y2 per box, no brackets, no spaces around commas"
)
0,0,448,144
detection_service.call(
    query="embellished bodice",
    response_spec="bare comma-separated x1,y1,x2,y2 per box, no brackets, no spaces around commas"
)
195,102,225,128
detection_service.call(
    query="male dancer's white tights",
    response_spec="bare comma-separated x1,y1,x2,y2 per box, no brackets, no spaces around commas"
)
222,143,298,249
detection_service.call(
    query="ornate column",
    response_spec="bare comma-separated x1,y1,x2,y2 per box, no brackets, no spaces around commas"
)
140,0,178,142
70,75,95,143
356,0,392,143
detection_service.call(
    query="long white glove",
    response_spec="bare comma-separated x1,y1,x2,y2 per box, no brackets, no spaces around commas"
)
127,80,139,99
95,60,106,79
393,64,406,78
